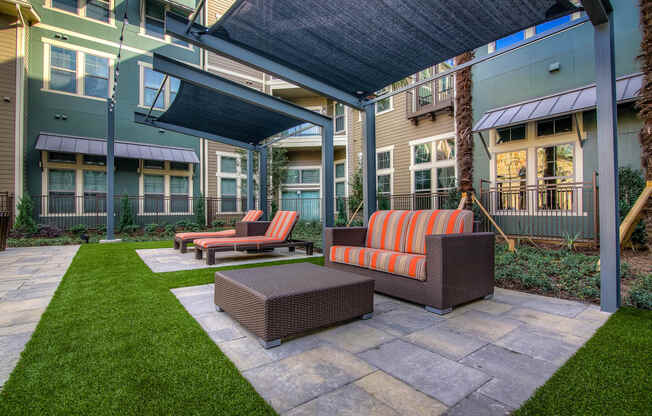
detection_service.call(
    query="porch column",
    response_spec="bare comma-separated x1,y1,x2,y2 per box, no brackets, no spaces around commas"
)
594,11,621,312
259,147,268,220
247,149,254,210
362,103,377,224
322,121,334,229
106,99,115,240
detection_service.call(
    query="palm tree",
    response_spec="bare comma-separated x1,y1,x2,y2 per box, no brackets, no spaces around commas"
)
454,51,475,209
638,0,652,247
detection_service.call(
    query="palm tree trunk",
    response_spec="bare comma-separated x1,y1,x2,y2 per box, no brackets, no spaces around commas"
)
638,0,652,247
455,51,475,209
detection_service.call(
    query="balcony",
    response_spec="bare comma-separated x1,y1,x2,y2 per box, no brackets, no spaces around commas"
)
405,76,454,124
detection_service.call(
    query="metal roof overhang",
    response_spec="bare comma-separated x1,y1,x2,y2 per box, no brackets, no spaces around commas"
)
192,0,580,99
473,73,643,132
35,133,200,163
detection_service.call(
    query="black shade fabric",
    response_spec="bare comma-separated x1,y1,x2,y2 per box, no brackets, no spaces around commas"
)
156,81,306,144
211,0,580,97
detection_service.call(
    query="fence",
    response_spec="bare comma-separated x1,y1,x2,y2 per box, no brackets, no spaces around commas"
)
0,193,13,250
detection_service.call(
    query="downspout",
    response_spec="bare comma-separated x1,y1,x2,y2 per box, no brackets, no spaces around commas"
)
15,4,27,206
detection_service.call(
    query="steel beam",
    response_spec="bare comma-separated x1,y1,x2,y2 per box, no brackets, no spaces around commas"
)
322,121,334,234
247,149,254,210
259,147,268,219
583,0,612,25
134,112,256,150
594,11,620,312
106,99,115,239
153,54,331,128
165,13,363,110
362,104,377,224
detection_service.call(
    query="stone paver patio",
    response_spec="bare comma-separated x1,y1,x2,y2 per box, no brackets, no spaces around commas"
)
174,284,611,415
0,245,79,388
138,247,320,272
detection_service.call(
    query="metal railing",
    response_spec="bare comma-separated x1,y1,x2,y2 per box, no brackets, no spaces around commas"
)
405,75,454,120
0,193,13,250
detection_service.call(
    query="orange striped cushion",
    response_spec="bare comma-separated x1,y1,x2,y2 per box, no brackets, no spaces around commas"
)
367,249,426,281
404,209,473,254
365,210,413,252
194,236,283,248
264,211,298,240
330,246,369,268
242,210,264,222
176,229,236,239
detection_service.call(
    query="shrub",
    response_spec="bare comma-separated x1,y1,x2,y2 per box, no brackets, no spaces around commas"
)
35,224,63,238
211,219,225,228
96,224,107,234
13,194,37,235
185,222,201,232
144,223,160,234
69,224,88,235
618,167,647,246
121,224,141,235
164,224,175,236
118,195,135,232
174,220,188,231
195,195,206,228
627,275,652,310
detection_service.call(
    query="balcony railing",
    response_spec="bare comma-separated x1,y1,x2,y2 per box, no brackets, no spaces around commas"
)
405,75,454,123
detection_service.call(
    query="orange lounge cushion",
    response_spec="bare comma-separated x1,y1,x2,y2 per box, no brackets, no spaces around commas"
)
194,236,283,249
330,246,371,268
366,248,426,281
176,229,237,240
365,210,414,252
404,209,473,254
265,211,298,240
242,210,264,222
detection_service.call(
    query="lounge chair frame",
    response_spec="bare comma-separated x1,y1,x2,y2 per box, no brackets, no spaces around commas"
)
174,221,268,253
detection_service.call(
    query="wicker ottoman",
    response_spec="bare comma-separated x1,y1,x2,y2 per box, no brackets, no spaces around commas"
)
214,263,374,348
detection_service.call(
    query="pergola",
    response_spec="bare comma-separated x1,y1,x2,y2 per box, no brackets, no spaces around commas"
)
119,0,621,312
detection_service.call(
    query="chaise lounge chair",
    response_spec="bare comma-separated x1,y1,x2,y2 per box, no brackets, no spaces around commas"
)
194,210,313,265
173,209,263,253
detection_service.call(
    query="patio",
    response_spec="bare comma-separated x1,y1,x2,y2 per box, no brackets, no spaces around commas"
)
173,282,610,415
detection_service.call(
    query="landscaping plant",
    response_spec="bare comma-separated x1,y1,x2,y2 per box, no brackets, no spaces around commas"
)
118,194,135,232
12,194,37,235
618,167,647,247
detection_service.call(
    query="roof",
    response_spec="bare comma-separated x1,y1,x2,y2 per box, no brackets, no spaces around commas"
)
211,0,580,97
35,133,200,163
0,0,41,23
473,73,643,132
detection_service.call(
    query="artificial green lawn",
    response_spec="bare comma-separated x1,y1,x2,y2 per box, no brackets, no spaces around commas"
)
514,307,652,416
0,241,321,415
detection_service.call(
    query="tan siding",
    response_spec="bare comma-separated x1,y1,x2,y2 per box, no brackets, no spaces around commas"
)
0,15,17,194
287,150,321,167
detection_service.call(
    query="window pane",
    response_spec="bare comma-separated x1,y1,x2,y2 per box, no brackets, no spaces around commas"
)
170,161,188,171
171,37,189,47
51,69,77,93
145,18,165,38
336,182,345,197
511,124,526,141
86,0,110,23
335,163,345,178
52,0,78,14
555,115,572,133
536,15,571,34
144,67,165,89
335,116,345,133
497,124,526,143
537,144,573,179
377,151,390,170
436,139,455,161
48,152,76,163
85,76,108,98
335,103,344,116
221,156,237,173
496,151,527,210
285,169,299,184
144,160,165,169
49,169,76,192
51,47,77,70
537,119,555,136
85,55,108,78
170,176,188,194
143,68,165,108
144,88,165,108
376,97,391,113
436,166,456,189
83,155,106,165
377,174,390,194
495,31,525,50
414,143,431,164
169,77,180,103
414,170,431,192
144,174,164,194
145,0,164,19
301,169,319,184
83,170,106,192
221,178,236,196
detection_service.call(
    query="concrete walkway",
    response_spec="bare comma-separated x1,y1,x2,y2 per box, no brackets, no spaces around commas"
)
174,285,611,415
0,245,79,388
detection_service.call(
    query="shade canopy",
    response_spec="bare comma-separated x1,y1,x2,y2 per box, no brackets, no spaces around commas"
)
473,72,642,132
210,0,580,98
35,132,199,163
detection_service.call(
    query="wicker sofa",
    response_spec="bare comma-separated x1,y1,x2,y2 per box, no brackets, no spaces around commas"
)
324,209,494,314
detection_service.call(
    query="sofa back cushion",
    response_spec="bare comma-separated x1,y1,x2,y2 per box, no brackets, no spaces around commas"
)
404,209,473,254
242,210,264,222
365,210,413,252
264,210,298,240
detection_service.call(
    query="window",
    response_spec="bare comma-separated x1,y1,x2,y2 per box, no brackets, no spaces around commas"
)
48,169,76,214
216,152,245,213
144,174,164,213
335,161,346,208
83,170,106,213
496,150,527,210
414,143,431,164
140,65,181,109
334,103,345,133
435,138,455,161
335,182,345,197
436,166,456,189
414,169,432,209
170,176,189,213
536,15,571,34
377,174,391,209
49,152,76,164
376,86,392,114
52,0,78,14
537,144,574,210
410,137,456,208
301,169,319,184
144,159,165,170
495,30,525,50
221,156,237,173
142,0,190,47
536,115,573,137
335,162,345,179
84,155,106,166
376,147,393,209
221,178,237,212
50,0,111,24
496,124,527,144
170,161,189,171
286,169,300,184
46,45,112,99
377,151,391,170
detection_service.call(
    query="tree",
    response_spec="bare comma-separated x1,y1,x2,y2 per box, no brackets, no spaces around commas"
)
118,194,135,232
455,51,475,210
637,0,652,248
195,193,206,228
13,194,37,234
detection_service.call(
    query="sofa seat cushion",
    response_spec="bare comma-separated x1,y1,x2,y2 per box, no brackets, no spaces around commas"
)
330,245,370,269
405,209,474,254
367,248,427,282
365,210,413,252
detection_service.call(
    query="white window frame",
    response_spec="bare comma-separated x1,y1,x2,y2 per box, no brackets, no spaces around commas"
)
409,134,457,207
138,61,179,110
333,102,347,134
376,145,394,208
42,40,115,102
139,0,193,50
139,160,194,215
334,159,347,213
375,86,394,115
45,0,115,27
215,151,245,213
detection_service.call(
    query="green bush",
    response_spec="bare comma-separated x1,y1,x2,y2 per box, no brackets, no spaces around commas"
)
13,194,37,235
121,224,141,235
174,220,188,230
618,167,647,246
96,224,107,234
145,223,160,234
118,195,135,232
195,195,206,228
211,219,225,228
164,224,175,236
69,224,88,235
627,275,652,310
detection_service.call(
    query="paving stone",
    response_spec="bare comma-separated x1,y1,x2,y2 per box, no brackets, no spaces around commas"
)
206,328,245,343
439,310,522,342
575,306,611,324
171,284,213,298
14,256,50,264
0,307,47,327
0,322,38,336
177,293,217,316
494,325,582,365
0,333,32,359
356,371,448,416
318,321,395,353
285,383,398,416
491,288,537,306
217,337,279,371
477,376,543,409
404,325,488,360
506,308,602,339
358,340,490,407
364,308,443,336
0,356,19,388
3,288,58,301
519,297,588,318
467,300,513,316
0,281,23,292
444,392,512,416
0,297,51,315
243,346,375,413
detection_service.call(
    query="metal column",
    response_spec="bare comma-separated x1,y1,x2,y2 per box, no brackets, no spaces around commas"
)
594,11,621,312
322,121,334,231
247,149,254,210
362,103,377,224
259,148,268,220
106,99,115,239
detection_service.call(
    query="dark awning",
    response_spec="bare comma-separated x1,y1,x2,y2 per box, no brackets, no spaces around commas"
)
473,73,643,132
35,133,200,163
210,0,580,97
